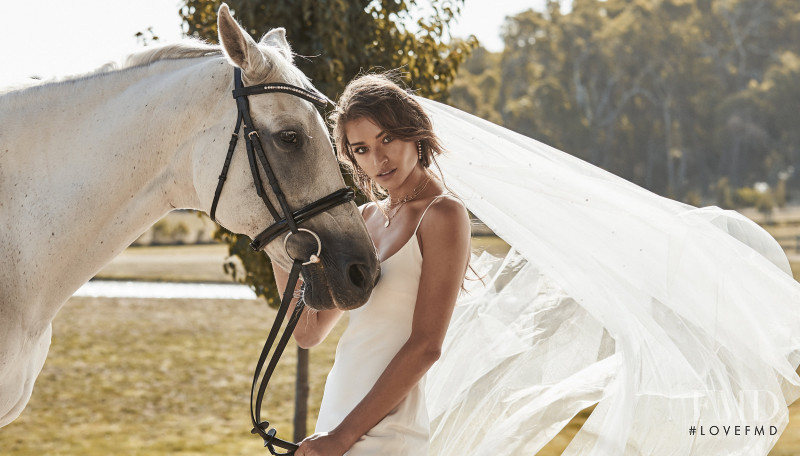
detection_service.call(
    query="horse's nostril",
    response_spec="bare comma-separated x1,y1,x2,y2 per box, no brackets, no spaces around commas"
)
347,263,369,289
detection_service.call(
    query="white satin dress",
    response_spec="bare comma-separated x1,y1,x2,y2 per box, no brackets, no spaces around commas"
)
314,198,444,455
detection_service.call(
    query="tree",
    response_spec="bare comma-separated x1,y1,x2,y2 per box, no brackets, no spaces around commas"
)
447,46,503,124
759,52,800,192
481,0,800,201
182,1,473,100
180,0,473,441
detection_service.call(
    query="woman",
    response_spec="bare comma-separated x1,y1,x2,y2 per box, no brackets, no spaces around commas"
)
274,73,471,456
277,74,800,455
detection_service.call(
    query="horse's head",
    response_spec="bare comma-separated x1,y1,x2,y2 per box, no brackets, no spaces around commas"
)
197,5,379,310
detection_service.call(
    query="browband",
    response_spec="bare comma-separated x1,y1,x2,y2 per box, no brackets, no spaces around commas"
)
232,83,328,108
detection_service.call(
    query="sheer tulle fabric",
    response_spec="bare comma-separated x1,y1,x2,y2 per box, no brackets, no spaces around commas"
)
419,98,800,455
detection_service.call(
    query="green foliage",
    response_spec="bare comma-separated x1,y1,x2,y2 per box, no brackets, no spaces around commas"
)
181,0,475,100
151,219,190,245
734,186,759,207
756,191,774,219
213,227,279,306
713,89,773,187
716,177,784,216
447,46,503,124
446,0,800,204
715,177,734,209
685,189,702,208
181,1,474,307
775,178,788,208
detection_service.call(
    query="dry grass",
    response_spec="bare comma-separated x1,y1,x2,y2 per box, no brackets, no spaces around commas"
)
5,295,799,455
0,297,346,455
773,400,800,456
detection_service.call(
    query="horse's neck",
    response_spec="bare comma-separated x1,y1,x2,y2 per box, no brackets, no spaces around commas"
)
0,58,232,323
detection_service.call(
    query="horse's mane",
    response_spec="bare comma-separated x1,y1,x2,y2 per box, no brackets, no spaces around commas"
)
110,37,313,87
122,39,223,69
1,36,316,96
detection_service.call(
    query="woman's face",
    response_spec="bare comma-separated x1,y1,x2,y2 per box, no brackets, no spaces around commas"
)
345,117,421,192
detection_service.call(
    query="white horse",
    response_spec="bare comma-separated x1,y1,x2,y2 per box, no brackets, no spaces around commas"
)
0,5,379,428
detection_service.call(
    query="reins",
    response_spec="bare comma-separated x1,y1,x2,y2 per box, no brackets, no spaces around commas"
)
210,67,354,455
249,258,305,455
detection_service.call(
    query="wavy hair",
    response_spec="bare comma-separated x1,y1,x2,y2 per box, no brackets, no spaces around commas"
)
329,72,445,202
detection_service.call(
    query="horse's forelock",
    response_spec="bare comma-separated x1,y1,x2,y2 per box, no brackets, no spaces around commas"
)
248,45,314,89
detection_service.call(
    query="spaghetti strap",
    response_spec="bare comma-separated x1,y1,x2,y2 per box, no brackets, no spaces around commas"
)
413,195,446,234
358,201,375,215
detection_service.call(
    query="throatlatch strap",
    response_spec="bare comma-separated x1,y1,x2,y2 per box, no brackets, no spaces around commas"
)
210,110,243,223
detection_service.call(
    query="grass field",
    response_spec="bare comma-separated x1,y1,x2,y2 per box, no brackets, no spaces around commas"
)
0,296,347,455
2,233,800,454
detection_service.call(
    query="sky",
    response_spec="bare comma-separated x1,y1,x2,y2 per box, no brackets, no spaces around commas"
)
0,0,561,87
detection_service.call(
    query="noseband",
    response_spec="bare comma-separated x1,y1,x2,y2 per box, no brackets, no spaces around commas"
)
210,68,354,455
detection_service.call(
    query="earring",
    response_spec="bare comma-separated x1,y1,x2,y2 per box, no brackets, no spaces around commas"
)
417,141,423,161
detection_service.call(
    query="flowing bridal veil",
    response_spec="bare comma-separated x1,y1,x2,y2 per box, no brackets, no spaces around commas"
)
419,98,800,455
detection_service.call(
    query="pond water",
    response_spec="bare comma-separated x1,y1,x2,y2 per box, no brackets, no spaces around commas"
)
74,280,257,300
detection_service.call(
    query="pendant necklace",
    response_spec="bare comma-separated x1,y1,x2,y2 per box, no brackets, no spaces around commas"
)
383,176,431,228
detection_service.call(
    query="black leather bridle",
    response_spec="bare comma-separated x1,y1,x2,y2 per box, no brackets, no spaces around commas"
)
210,68,354,455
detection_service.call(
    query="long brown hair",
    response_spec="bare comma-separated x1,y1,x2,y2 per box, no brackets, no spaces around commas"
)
329,72,445,202
331,73,484,288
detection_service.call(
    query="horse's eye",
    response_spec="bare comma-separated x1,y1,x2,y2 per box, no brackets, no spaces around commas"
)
280,130,298,144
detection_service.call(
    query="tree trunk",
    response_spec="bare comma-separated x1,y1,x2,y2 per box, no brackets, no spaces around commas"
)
663,103,675,198
294,346,309,442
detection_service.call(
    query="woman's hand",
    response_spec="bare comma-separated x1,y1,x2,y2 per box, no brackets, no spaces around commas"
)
272,260,343,349
294,431,353,456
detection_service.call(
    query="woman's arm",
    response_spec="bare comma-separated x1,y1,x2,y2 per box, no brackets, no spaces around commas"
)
297,196,471,455
273,261,344,349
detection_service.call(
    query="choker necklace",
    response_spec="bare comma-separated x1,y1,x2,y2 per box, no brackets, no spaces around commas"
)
383,175,431,228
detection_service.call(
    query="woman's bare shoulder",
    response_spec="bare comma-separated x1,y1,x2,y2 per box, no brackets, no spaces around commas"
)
428,194,468,218
416,194,470,265
358,201,379,218
419,194,470,234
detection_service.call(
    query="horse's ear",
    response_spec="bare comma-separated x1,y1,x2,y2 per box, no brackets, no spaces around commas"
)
217,3,262,72
260,28,293,63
